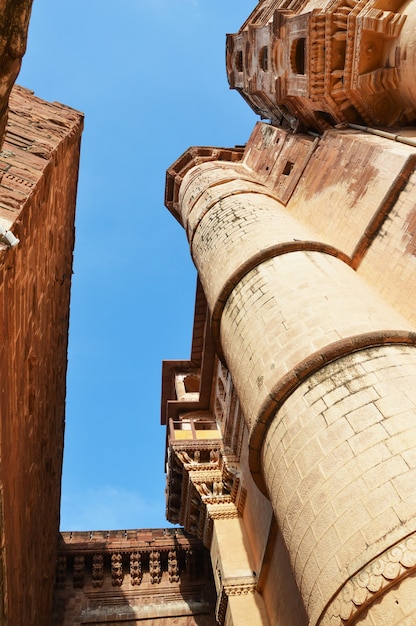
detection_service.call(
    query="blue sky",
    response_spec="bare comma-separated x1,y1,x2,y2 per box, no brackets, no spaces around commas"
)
18,0,257,531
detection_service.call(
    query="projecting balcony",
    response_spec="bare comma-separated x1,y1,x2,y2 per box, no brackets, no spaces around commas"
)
169,417,222,442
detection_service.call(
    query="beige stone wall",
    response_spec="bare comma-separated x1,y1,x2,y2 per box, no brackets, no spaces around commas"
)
262,345,416,623
237,429,307,624
356,166,416,328
211,518,269,625
174,141,416,624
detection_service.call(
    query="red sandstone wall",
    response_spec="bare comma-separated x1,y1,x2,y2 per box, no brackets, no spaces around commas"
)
53,530,217,626
0,86,83,625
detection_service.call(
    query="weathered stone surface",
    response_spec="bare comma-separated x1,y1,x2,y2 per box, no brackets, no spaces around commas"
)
0,85,83,626
0,1,33,143
226,0,416,131
52,529,217,626
164,111,416,626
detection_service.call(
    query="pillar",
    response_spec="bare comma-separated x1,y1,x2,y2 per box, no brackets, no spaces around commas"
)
176,158,416,624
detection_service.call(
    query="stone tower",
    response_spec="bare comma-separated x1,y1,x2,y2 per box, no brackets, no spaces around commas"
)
162,1,416,624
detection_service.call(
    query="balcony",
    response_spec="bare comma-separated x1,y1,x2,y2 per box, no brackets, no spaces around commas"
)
169,417,222,441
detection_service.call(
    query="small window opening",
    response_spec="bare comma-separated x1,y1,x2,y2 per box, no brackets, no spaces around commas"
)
235,50,243,72
259,46,268,71
315,111,336,127
282,161,294,176
291,38,306,75
183,374,199,393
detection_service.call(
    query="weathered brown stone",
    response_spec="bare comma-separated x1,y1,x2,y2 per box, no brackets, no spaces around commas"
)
0,85,83,626
0,1,33,143
52,529,217,626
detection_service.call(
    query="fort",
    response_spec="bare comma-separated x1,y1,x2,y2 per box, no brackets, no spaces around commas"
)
1,0,416,624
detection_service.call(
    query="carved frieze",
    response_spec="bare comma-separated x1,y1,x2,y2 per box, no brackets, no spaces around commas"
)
206,503,239,520
319,531,416,625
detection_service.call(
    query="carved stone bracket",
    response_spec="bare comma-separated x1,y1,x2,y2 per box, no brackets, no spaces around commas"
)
149,550,162,584
92,554,104,588
73,555,85,589
168,442,242,543
319,531,416,625
111,553,123,587
130,551,142,586
168,549,180,583
56,555,67,589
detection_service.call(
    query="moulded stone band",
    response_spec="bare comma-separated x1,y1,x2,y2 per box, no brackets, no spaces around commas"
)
209,240,351,365
248,331,416,494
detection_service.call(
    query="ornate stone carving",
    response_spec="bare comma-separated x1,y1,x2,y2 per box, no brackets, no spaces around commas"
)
130,551,142,586
149,550,161,584
206,503,239,520
191,470,223,483
168,549,180,583
111,553,123,587
177,450,195,465
237,486,247,516
319,532,416,625
215,587,228,626
73,555,85,589
224,577,257,595
92,554,104,588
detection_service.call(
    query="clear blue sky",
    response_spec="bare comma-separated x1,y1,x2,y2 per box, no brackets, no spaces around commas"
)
18,0,257,531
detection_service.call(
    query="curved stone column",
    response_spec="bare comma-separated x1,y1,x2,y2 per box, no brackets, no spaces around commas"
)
178,159,416,624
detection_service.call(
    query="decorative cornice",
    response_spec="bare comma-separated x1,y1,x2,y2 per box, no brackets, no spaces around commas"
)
319,531,416,625
223,576,257,595
56,529,207,591
165,146,245,223
206,503,239,520
190,470,222,482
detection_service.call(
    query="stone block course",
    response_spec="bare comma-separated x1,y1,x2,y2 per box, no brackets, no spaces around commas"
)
349,423,389,455
346,403,384,433
259,345,416,622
